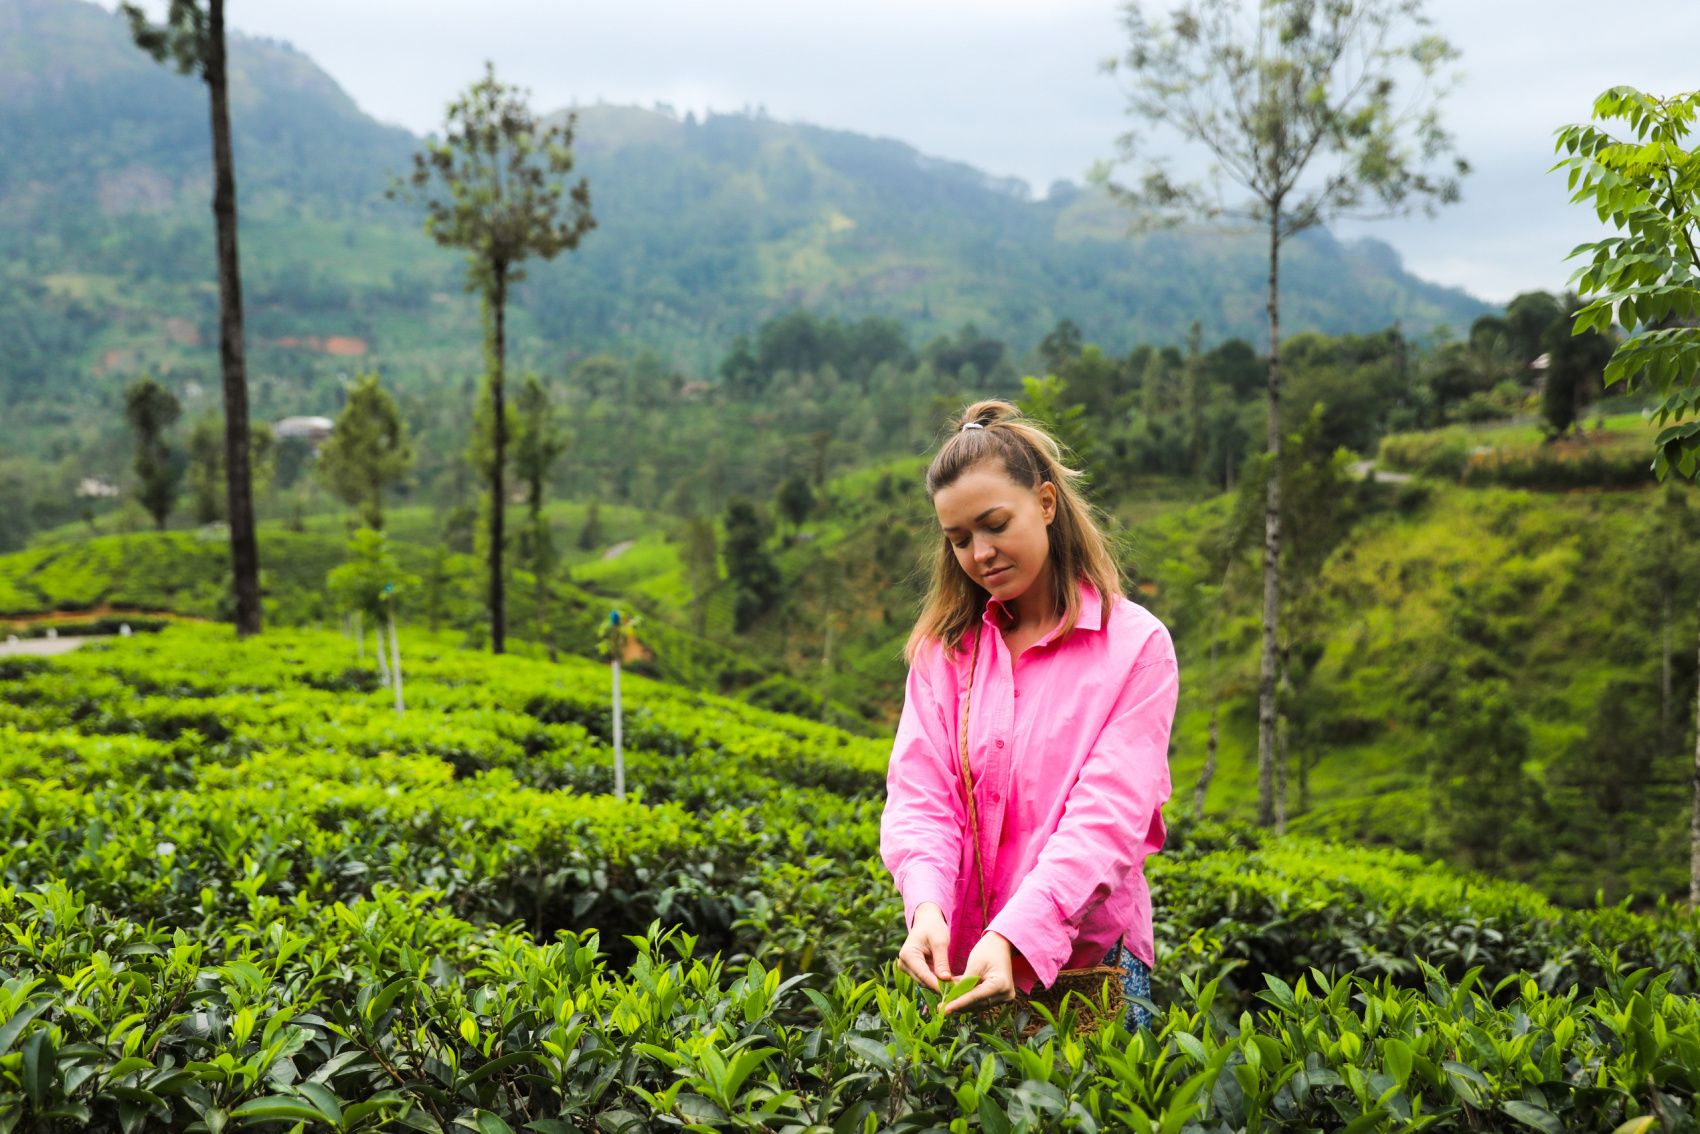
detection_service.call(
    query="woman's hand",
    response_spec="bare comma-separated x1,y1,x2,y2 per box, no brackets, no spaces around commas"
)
896,902,953,992
939,932,1016,1017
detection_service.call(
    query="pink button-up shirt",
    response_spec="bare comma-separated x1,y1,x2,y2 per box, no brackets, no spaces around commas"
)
880,579,1179,993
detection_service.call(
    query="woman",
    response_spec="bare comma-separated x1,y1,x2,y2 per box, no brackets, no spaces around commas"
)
880,399,1179,1032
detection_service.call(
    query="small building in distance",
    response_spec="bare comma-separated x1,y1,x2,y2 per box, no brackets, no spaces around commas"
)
274,416,336,446
77,476,121,498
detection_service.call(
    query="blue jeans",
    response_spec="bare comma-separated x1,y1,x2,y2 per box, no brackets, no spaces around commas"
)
1103,943,1154,1032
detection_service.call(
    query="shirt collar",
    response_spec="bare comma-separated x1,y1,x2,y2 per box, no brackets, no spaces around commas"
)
983,578,1105,636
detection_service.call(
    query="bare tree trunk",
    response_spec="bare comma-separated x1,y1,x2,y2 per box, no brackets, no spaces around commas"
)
1258,212,1284,828
206,0,260,637
488,270,508,654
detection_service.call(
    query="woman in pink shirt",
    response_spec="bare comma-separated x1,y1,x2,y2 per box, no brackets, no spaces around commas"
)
880,399,1179,1032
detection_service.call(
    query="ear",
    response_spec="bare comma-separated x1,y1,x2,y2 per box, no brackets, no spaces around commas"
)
1039,481,1057,524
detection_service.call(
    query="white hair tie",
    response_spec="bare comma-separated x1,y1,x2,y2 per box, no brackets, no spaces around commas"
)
960,422,986,431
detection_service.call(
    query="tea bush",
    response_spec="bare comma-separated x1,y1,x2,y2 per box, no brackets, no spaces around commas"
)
2,624,1698,1131
1378,429,1470,479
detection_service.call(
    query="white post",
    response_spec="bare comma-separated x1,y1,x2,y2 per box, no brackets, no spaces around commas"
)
388,595,404,715
611,609,625,801
374,620,390,687
354,611,364,664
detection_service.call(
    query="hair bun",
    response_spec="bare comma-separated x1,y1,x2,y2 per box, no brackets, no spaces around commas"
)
957,400,1013,431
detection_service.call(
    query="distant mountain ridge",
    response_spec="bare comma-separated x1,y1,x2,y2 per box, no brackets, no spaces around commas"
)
0,0,1490,405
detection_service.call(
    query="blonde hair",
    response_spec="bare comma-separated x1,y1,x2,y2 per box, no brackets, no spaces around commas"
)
904,400,1122,664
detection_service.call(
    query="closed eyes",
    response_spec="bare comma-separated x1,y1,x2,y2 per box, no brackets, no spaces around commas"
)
951,521,1006,549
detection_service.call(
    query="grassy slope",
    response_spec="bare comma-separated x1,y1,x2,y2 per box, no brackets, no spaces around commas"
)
8,423,1696,902
1141,475,1694,903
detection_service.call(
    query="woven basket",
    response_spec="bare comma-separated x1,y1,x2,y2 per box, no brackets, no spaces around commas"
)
979,964,1124,1037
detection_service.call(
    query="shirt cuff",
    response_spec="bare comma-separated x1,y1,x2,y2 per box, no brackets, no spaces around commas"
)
900,868,956,930
985,886,1074,989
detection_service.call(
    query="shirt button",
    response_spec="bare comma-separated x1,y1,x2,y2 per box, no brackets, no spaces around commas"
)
995,739,1005,749
1014,690,1021,698
991,792,1001,802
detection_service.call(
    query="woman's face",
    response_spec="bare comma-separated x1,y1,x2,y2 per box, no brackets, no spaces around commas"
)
933,459,1056,605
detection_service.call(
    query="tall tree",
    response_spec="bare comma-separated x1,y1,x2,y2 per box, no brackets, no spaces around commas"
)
316,372,416,531
392,63,595,653
1558,85,1700,902
1038,318,1085,373
1538,293,1614,439
724,500,780,635
1105,0,1467,826
513,373,567,658
1504,290,1561,364
124,377,181,531
1229,402,1357,828
777,473,815,541
120,0,262,636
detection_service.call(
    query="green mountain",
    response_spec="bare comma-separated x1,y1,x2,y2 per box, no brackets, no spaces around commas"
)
0,0,1490,423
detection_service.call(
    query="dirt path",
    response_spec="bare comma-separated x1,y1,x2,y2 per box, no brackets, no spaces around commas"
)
1,607,205,625
0,635,110,657
1348,459,1413,485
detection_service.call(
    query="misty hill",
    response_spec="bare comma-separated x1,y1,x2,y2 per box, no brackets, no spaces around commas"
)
1,0,1489,410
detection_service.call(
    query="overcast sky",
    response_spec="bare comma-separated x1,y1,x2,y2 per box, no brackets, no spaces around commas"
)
122,0,1699,305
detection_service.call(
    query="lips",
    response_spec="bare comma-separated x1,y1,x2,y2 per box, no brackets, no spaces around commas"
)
983,566,1012,585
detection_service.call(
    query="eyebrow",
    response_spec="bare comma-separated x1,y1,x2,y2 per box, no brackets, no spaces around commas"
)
941,506,1008,533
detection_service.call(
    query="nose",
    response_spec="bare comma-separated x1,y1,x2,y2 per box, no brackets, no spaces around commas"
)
972,534,997,564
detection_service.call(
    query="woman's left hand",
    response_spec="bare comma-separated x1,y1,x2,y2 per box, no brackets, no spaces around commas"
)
939,932,1016,1017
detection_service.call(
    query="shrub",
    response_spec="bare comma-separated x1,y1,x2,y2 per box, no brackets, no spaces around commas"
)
1378,429,1469,479
1460,439,1656,490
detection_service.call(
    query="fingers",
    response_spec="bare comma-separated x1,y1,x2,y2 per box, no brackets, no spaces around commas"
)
940,974,1011,1017
897,943,941,992
898,925,953,994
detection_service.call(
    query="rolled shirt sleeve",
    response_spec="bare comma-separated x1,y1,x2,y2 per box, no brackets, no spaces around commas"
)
985,645,1178,988
880,645,966,930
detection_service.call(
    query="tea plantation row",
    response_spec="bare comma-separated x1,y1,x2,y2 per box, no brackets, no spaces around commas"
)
2,626,1698,1131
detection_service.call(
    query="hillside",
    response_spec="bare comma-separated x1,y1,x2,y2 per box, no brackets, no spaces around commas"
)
13,416,1694,913
2,622,1698,1129
0,520,886,731
622,450,1700,908
0,0,1490,446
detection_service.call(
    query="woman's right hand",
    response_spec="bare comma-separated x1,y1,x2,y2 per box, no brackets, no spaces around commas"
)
897,902,954,992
